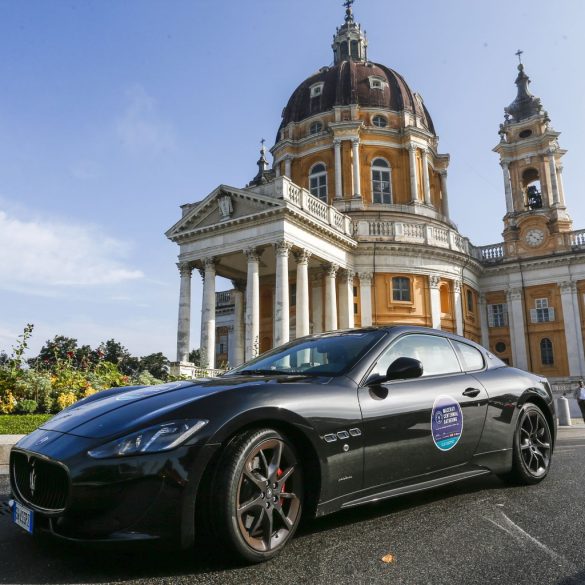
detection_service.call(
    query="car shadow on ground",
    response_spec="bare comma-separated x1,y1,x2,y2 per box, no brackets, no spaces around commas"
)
1,473,510,584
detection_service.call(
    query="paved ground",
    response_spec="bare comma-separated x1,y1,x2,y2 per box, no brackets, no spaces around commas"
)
1,428,584,585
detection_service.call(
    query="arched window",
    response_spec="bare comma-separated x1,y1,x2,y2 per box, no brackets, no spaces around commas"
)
540,338,554,365
309,163,327,201
309,121,323,135
522,168,543,210
372,158,392,203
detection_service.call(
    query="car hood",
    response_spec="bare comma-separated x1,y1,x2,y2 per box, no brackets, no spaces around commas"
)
38,376,322,439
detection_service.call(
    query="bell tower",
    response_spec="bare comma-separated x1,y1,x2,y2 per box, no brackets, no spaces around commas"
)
494,52,571,257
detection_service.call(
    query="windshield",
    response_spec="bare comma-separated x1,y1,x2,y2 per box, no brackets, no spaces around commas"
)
224,330,387,377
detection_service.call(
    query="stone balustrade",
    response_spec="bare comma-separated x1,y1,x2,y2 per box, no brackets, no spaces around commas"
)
473,242,505,263
275,176,353,237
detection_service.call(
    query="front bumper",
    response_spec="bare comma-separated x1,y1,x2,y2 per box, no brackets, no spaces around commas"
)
9,432,220,547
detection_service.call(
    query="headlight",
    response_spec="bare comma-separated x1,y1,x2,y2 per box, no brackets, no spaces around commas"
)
87,419,208,459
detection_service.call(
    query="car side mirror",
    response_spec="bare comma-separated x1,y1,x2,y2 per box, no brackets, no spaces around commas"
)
386,357,423,381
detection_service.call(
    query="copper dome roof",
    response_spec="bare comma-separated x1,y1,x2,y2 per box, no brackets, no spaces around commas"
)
277,60,435,139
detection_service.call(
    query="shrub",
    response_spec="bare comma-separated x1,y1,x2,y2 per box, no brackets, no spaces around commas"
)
15,399,38,414
0,391,17,414
56,392,77,412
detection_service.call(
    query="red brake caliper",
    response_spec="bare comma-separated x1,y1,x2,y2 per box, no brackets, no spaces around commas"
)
277,468,285,505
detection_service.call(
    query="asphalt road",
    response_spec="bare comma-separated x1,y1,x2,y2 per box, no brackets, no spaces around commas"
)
1,428,585,585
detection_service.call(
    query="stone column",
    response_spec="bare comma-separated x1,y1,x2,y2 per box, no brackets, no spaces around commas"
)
284,157,292,179
294,249,311,338
440,170,450,218
429,275,441,330
478,294,490,349
359,272,373,326
351,138,361,198
559,281,585,377
311,271,323,334
245,248,261,361
324,264,339,331
338,270,355,329
274,240,292,347
176,262,193,362
334,139,343,199
408,144,419,203
500,161,513,214
232,280,245,366
506,287,528,371
548,151,560,206
200,257,217,369
421,148,431,205
454,280,464,336
557,164,566,206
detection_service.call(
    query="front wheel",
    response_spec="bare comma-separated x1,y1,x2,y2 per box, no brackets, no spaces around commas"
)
506,403,552,485
213,428,304,563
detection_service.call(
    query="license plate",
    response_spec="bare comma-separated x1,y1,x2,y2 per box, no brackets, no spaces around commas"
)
13,501,34,534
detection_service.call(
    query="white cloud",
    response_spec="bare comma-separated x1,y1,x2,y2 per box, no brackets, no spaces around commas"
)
0,210,144,288
115,85,175,154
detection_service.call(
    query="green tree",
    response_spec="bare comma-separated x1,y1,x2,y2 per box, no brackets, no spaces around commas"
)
96,339,139,375
188,348,202,365
139,353,170,380
35,335,78,366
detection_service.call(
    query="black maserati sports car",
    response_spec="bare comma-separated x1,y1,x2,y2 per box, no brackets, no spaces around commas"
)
10,326,555,563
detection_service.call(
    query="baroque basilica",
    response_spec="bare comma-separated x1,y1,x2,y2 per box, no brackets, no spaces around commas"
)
166,3,585,387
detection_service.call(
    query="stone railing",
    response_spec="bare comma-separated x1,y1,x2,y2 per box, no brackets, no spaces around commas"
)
351,218,471,254
192,367,225,379
274,177,355,238
215,290,233,306
472,242,505,263
569,229,585,248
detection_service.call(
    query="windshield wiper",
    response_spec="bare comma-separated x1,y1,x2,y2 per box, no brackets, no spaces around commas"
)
238,369,291,376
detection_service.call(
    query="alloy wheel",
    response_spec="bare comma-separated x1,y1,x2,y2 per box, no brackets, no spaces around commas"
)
235,438,302,553
518,408,551,478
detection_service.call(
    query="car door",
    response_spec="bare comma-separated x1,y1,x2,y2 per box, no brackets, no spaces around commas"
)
358,333,489,490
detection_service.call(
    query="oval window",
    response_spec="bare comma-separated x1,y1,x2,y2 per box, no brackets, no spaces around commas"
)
372,115,388,128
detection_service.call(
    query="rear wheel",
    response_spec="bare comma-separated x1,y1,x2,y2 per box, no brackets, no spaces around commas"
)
506,403,552,485
213,428,303,563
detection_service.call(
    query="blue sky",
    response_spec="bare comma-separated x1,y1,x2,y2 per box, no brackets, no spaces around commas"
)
1,0,584,359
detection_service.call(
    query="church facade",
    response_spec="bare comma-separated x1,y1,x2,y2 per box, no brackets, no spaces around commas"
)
166,5,585,388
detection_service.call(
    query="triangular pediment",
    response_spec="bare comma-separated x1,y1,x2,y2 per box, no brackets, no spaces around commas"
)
165,184,284,240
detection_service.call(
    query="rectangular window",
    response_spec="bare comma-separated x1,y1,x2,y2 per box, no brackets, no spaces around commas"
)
354,302,358,314
216,334,228,355
530,298,555,323
466,289,474,312
353,286,358,298
392,277,411,302
290,283,297,307
310,175,327,201
487,303,508,328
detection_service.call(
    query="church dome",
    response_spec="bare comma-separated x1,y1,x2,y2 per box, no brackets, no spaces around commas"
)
278,60,435,136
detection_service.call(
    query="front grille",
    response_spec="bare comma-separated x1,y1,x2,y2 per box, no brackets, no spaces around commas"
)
11,451,69,512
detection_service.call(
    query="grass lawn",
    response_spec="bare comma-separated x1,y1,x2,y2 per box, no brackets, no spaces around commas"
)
0,414,52,435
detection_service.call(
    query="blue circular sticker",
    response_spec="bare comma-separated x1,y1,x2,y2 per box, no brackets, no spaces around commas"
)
431,395,463,451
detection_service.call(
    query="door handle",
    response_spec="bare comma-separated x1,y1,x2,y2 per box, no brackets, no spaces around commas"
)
462,387,481,397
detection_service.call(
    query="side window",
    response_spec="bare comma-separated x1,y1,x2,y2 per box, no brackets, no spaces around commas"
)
453,341,484,371
372,334,461,379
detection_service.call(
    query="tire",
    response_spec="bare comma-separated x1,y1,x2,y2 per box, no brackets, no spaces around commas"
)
505,403,552,485
212,428,304,563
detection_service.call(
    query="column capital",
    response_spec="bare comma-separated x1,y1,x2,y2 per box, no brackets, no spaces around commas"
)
429,275,441,289
453,279,462,294
440,169,448,178
479,293,488,305
245,247,261,262
293,249,312,265
333,137,343,146
351,137,360,146
274,240,293,257
339,269,356,284
310,270,323,285
506,287,523,301
323,263,339,278
177,262,193,278
408,143,418,152
559,281,577,294
499,160,510,169
203,257,217,271
359,272,373,285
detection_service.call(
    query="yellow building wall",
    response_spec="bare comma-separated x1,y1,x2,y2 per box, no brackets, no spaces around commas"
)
485,291,512,364
523,284,568,377
462,284,481,343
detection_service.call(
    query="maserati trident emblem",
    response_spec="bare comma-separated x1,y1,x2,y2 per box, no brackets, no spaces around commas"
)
29,462,37,496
